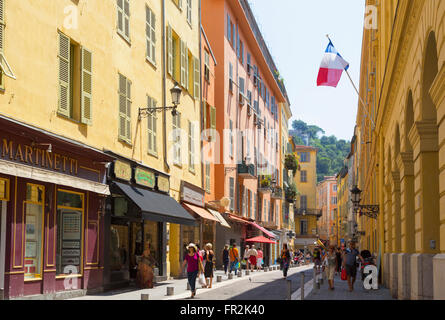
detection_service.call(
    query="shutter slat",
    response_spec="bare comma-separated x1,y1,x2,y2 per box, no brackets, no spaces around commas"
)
194,57,200,99
167,25,173,76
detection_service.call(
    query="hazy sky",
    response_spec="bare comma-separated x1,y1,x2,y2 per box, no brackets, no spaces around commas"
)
249,0,366,141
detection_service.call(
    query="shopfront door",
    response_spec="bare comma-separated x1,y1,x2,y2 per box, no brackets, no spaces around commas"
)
0,201,6,299
129,222,143,279
110,223,130,283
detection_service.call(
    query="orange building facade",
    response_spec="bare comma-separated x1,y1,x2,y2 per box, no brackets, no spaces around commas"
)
202,0,289,266
317,176,338,244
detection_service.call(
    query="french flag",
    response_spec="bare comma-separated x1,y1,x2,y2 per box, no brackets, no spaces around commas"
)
317,41,350,88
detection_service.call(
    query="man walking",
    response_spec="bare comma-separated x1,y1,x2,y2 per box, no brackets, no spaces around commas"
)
229,243,239,275
342,241,363,292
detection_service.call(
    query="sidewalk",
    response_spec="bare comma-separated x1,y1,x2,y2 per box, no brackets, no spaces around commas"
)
70,265,312,300
303,272,394,300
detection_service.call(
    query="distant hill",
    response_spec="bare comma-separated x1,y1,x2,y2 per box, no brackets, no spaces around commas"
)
290,120,351,183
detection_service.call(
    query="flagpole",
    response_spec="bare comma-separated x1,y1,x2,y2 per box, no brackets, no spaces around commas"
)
326,35,376,130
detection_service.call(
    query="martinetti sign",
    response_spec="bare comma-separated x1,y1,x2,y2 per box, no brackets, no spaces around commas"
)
0,137,80,175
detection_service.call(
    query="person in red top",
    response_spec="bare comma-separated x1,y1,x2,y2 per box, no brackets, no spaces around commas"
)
181,243,204,298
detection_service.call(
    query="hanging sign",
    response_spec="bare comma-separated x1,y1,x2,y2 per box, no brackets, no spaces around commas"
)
135,167,155,188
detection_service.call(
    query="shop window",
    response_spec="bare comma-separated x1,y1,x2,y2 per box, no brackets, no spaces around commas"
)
110,224,129,272
24,184,44,280
144,221,159,268
56,190,84,276
182,224,199,258
0,178,9,201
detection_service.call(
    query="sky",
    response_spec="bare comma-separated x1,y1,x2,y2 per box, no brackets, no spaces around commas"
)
249,0,366,141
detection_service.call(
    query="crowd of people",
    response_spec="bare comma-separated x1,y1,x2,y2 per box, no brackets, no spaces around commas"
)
180,240,376,298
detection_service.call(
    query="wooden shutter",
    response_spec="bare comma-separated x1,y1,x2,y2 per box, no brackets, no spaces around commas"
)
81,48,93,125
123,0,130,38
180,40,186,87
58,32,70,117
188,121,194,171
117,0,123,34
185,47,189,91
210,106,216,131
193,56,200,99
202,100,207,131
152,100,157,153
118,74,131,142
178,0,183,10
126,80,131,140
167,25,173,76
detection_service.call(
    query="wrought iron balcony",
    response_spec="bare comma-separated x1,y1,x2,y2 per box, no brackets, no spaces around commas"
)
237,163,256,179
294,208,323,217
271,187,283,199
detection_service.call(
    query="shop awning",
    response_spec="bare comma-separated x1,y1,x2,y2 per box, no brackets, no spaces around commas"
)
182,203,219,222
251,222,278,239
227,213,251,224
246,236,277,244
207,209,231,228
0,159,110,195
114,182,196,226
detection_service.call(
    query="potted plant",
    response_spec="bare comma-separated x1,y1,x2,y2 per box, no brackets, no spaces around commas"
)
285,154,298,175
260,175,271,188
285,183,298,203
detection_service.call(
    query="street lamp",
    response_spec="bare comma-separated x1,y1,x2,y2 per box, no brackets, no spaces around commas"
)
138,83,182,119
350,185,379,219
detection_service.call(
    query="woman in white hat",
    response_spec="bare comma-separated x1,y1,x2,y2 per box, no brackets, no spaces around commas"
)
181,243,204,298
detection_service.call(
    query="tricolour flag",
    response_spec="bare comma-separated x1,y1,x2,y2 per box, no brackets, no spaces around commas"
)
317,41,350,88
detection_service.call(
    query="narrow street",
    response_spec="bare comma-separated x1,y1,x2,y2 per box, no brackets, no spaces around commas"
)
188,267,314,300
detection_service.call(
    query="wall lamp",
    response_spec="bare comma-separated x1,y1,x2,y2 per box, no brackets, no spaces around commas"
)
350,185,379,219
138,83,182,119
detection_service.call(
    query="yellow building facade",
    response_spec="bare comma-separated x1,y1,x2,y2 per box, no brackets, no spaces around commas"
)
0,0,202,283
293,145,320,251
355,0,445,300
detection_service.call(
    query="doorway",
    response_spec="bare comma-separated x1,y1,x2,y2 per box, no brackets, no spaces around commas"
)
129,222,143,280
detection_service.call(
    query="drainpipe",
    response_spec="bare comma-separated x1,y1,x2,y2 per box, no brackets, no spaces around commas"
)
162,0,170,173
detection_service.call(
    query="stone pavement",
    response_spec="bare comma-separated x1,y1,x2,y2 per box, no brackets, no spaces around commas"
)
304,272,394,300
70,265,313,300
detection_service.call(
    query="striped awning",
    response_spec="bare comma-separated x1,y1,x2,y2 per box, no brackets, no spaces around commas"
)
208,209,231,228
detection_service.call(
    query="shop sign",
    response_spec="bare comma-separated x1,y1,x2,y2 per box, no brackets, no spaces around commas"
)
135,167,155,188
114,160,132,181
181,183,204,207
157,175,170,193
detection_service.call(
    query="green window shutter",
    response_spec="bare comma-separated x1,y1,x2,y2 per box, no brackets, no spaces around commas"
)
193,56,200,99
81,47,93,125
202,100,207,131
152,99,157,153
185,46,189,91
180,40,186,87
118,74,127,140
126,80,132,141
58,32,71,117
167,24,173,76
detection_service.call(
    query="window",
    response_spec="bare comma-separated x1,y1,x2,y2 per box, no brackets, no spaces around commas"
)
332,197,337,205
186,0,192,25
253,193,257,220
247,53,251,75
147,96,157,155
242,187,246,217
118,73,132,143
229,120,234,158
188,121,195,173
210,105,216,140
167,24,174,77
229,63,233,93
240,41,244,65
24,184,44,280
58,32,93,125
300,195,307,209
229,177,234,211
204,50,210,83
248,190,252,218
172,112,181,165
0,178,9,201
180,40,188,88
299,152,310,163
145,6,156,65
238,77,245,96
227,14,232,43
300,170,307,183
333,185,337,192
117,0,130,42
205,162,211,193
172,0,183,10
0,0,15,89
56,190,84,276
300,220,308,235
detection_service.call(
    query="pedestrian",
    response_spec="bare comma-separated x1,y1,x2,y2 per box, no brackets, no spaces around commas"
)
243,245,250,270
247,245,258,271
256,247,263,270
325,245,338,290
203,243,215,288
280,244,291,279
222,244,230,275
181,243,204,299
336,247,342,274
196,244,207,288
229,243,239,275
313,247,322,274
342,241,363,292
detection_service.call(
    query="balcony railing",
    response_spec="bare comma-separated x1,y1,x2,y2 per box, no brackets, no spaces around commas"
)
294,208,322,217
271,187,283,199
237,163,256,179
